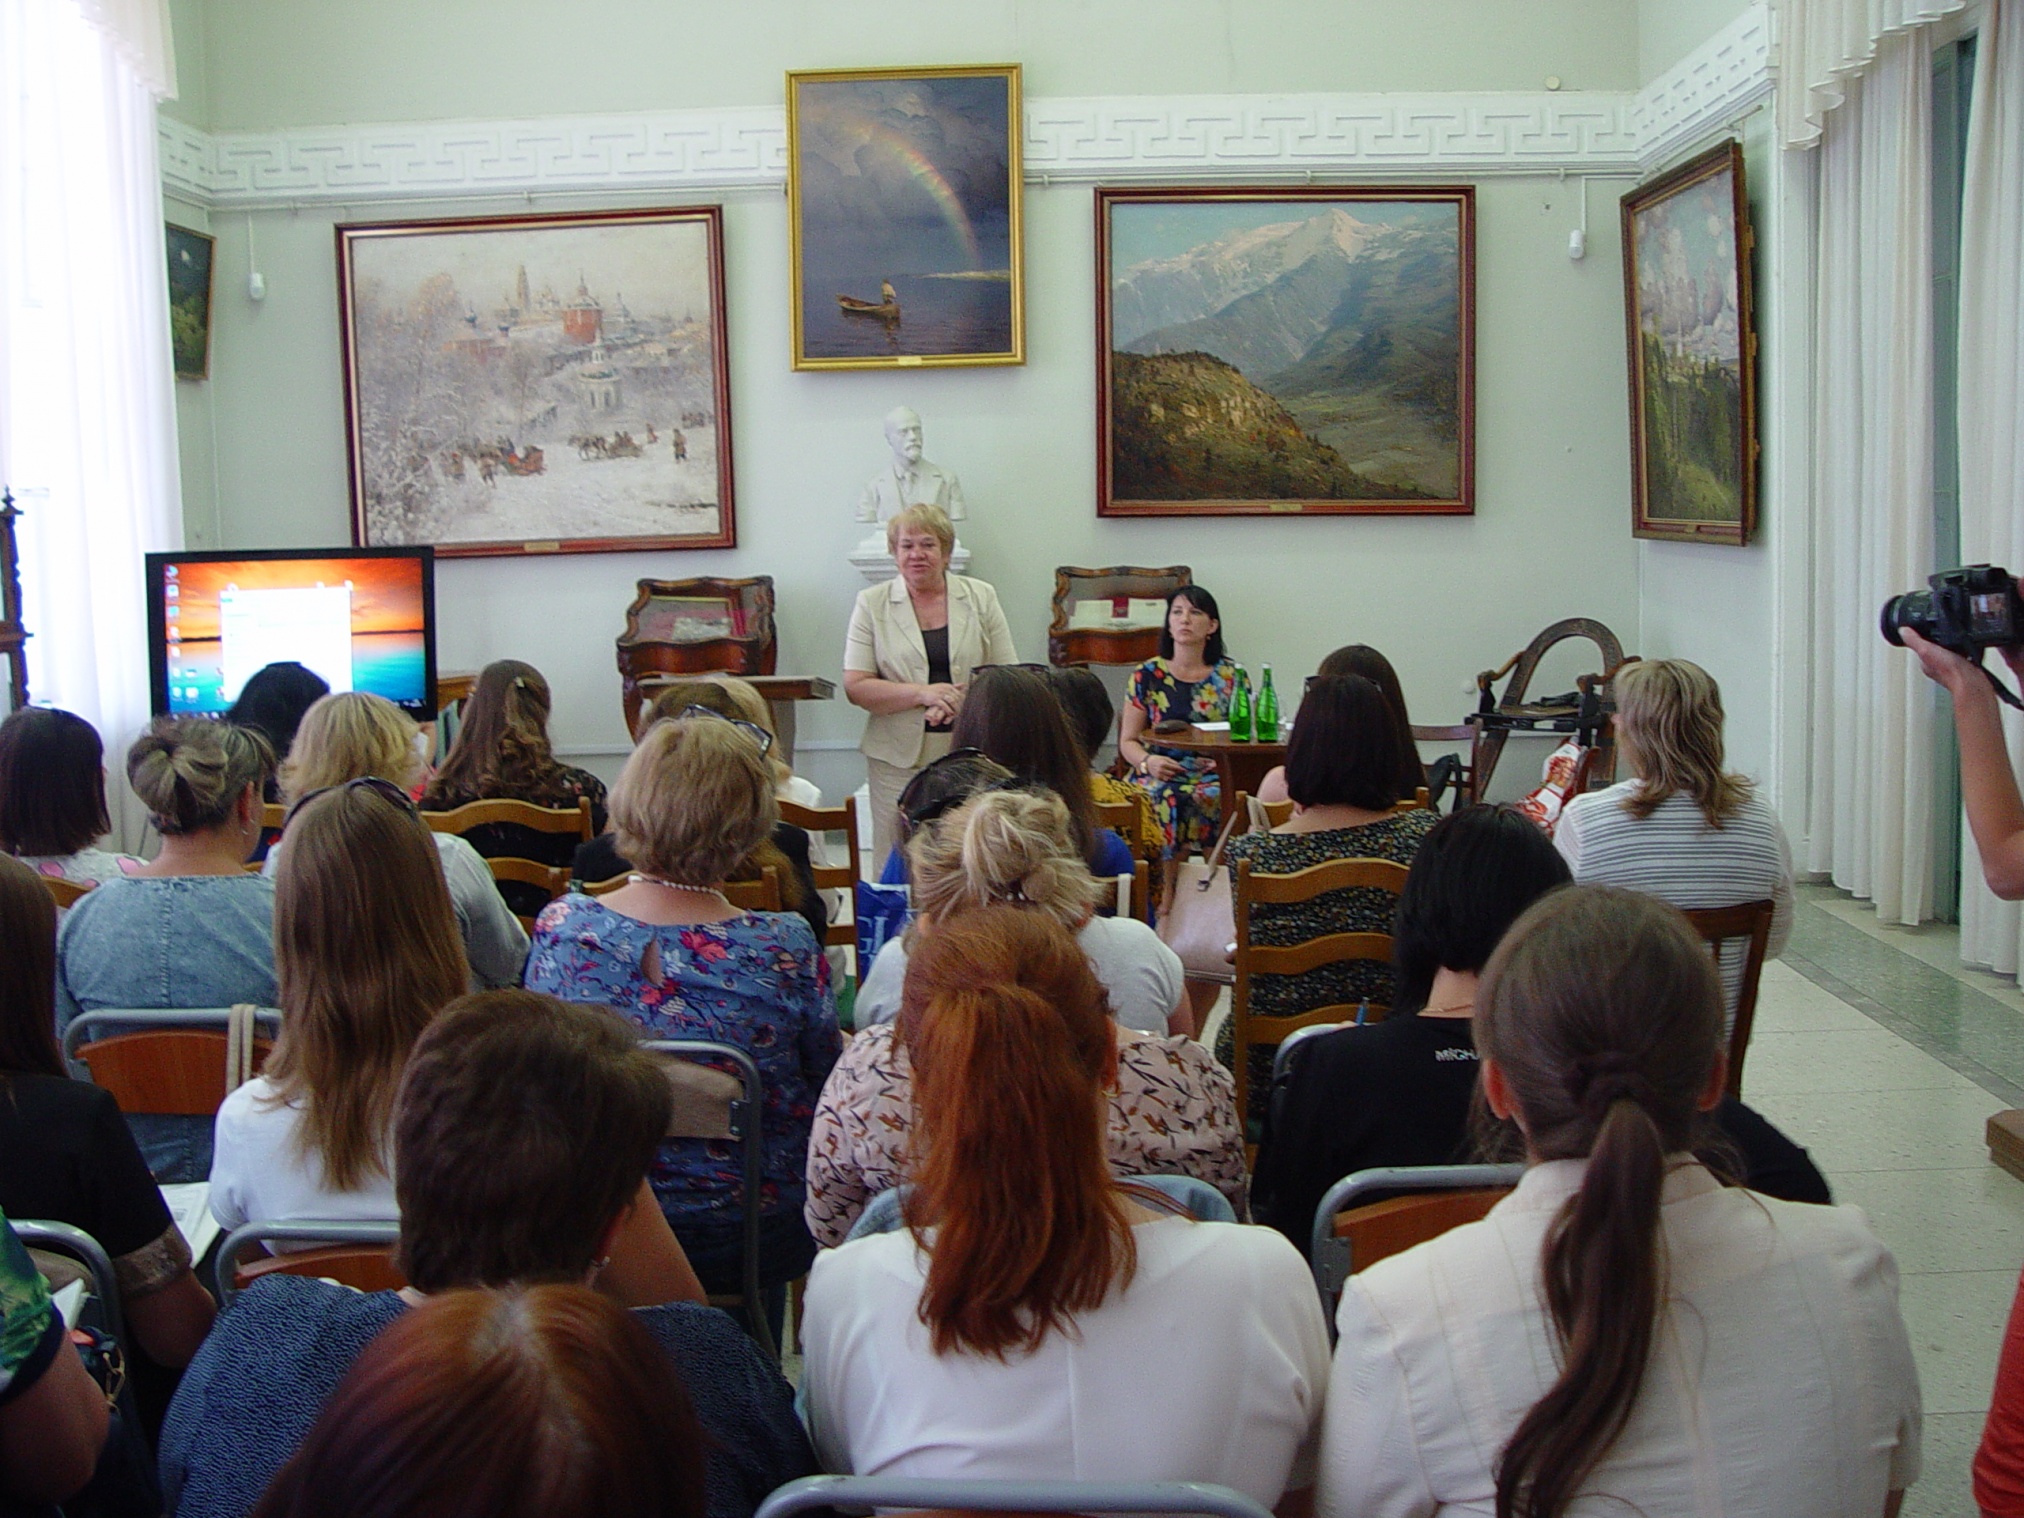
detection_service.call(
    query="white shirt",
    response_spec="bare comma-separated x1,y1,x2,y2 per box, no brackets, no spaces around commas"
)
207,1076,399,1238
1319,1160,1921,1518
854,913,1184,1034
805,1216,1329,1502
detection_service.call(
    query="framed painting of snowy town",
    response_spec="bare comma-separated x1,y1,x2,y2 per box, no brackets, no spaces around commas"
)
1621,141,1757,545
786,64,1024,370
337,207,735,557
1095,186,1475,517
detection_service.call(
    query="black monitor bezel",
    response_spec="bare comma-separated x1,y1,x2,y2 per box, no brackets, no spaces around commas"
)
143,545,438,721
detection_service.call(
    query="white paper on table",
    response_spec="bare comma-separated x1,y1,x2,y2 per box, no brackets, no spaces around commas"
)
49,1279,86,1330
1194,721,1231,732
159,1181,222,1262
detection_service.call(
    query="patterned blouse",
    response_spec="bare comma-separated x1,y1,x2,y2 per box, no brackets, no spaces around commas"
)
524,896,842,1225
1126,656,1241,858
803,1022,1247,1247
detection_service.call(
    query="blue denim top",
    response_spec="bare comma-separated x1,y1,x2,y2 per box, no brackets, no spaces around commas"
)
54,874,279,1038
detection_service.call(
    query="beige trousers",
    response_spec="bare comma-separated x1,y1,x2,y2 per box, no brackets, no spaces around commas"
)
865,732,953,866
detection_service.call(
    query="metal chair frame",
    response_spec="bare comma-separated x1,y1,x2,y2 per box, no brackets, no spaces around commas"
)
14,1218,142,1429
1310,1163,1525,1328
759,1476,1271,1518
214,1219,402,1306
62,1007,282,1080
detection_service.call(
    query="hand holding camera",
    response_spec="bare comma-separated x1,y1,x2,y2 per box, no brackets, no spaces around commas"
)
1883,565,2024,709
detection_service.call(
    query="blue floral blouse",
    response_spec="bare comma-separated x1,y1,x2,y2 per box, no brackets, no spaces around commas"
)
523,896,841,1226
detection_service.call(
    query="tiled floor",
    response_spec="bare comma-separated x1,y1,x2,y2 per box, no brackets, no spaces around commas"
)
1750,883,2024,1516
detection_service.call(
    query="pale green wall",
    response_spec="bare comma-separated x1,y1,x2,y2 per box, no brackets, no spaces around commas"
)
169,0,1647,794
1638,0,1751,81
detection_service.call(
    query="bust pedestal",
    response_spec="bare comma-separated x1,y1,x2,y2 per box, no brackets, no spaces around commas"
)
849,532,970,583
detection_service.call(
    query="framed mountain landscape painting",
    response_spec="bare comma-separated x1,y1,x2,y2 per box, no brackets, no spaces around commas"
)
1621,141,1756,544
1096,186,1474,517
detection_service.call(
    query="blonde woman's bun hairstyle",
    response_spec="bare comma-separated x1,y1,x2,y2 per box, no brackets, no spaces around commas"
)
907,785,1103,928
127,718,273,835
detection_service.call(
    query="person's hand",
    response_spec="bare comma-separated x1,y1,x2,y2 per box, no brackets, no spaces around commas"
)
920,683,963,724
1140,754,1184,784
2000,643,2024,687
1900,627,1989,698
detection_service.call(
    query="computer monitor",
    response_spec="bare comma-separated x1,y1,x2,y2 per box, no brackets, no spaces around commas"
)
145,547,437,721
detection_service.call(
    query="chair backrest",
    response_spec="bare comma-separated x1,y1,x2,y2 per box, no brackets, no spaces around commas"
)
420,796,594,841
1309,1163,1526,1329
480,856,574,933
1239,791,1294,832
1231,857,1410,1124
581,873,628,897
11,1218,143,1429
722,866,782,913
214,1219,404,1306
1410,724,1477,809
1388,786,1433,815
1046,565,1192,669
778,798,861,951
40,875,92,910
640,1039,773,1361
1093,797,1137,839
1270,1018,1344,1086
261,802,287,831
758,1476,1272,1518
1681,897,1777,1097
64,1008,282,1116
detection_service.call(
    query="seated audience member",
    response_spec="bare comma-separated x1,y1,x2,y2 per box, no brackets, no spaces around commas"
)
0,706,141,884
209,780,469,1236
1317,886,1920,1518
806,791,1236,1246
277,691,527,988
0,857,215,1373
1253,806,1831,1255
420,660,608,918
0,1210,109,1508
1220,673,1439,1105
226,662,330,793
249,1286,706,1518
877,664,1133,884
803,908,1326,1501
56,718,278,1181
1259,645,1422,808
162,991,814,1518
526,717,840,1335
574,683,825,947
1046,664,1162,860
855,786,1186,1035
1554,657,1794,1020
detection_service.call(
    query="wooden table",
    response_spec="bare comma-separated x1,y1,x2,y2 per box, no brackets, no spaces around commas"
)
1151,727,1289,828
631,674,835,763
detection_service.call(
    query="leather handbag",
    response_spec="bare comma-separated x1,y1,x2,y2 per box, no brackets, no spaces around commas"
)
1157,811,1246,985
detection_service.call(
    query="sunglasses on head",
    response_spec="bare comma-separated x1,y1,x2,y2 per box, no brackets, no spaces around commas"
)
676,704,775,757
282,774,419,830
972,663,1052,676
897,747,1024,828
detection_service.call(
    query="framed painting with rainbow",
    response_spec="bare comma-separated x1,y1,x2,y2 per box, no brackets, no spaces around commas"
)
785,64,1024,370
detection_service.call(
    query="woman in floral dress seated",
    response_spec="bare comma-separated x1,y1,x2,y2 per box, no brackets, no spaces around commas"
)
523,713,841,1345
1115,586,1239,881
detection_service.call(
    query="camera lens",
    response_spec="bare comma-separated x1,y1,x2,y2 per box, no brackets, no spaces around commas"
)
1880,591,1933,648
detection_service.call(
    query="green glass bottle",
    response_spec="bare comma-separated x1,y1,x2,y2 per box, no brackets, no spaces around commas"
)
1229,666,1253,742
1257,664,1280,742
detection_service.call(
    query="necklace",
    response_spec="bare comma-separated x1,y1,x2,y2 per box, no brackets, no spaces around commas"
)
627,874,729,904
1420,1001,1476,1018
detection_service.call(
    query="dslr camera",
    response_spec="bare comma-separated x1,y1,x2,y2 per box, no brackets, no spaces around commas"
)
1880,565,2024,656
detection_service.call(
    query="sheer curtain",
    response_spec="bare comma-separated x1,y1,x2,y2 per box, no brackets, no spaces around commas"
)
0,0,183,847
1803,31,1939,924
1779,0,1970,147
1954,0,2024,971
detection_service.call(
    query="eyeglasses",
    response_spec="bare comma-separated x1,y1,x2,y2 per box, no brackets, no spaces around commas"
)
898,746,1025,828
281,774,419,830
676,704,774,757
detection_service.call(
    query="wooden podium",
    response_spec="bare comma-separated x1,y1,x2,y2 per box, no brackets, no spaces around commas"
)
615,577,832,760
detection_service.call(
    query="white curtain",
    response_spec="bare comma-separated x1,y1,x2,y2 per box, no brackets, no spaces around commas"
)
1804,31,1939,924
1955,0,2024,971
1779,0,1970,148
0,0,184,847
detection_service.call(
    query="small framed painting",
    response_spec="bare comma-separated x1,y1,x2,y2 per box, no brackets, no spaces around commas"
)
166,224,214,380
1621,141,1757,544
337,206,735,558
786,64,1024,370
1096,186,1475,517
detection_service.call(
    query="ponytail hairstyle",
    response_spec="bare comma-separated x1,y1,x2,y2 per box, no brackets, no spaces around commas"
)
897,907,1133,1359
1474,885,1723,1518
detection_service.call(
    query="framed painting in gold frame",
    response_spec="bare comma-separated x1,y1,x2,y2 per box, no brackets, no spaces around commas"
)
786,63,1024,370
1621,140,1757,545
337,205,735,559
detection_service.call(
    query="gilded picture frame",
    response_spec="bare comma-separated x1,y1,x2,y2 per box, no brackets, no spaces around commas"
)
1621,140,1758,545
1096,185,1476,518
337,205,735,559
786,63,1024,370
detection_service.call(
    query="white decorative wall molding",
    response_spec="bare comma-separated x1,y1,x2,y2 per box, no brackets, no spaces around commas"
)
157,10,1772,210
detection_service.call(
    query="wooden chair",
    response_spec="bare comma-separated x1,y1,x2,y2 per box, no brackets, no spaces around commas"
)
581,866,782,914
1093,797,1138,842
1308,1163,1525,1331
1389,786,1432,815
63,1008,280,1116
1681,898,1777,1098
1239,791,1294,833
261,802,286,830
1231,857,1411,1127
485,857,573,933
420,796,594,843
1411,724,1478,810
779,799,861,952
40,876,91,910
215,1219,403,1305
1111,859,1150,922
1046,565,1191,668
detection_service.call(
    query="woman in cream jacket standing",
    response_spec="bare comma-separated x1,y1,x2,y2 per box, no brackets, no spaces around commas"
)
844,504,1017,861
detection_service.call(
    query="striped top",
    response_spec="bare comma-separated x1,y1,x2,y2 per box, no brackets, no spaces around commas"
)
1554,778,1794,1020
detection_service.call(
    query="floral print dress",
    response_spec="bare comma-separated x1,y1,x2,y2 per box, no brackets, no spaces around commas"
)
524,895,841,1228
1126,656,1240,858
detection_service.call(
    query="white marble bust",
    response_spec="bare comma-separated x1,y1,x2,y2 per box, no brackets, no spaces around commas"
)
855,406,968,525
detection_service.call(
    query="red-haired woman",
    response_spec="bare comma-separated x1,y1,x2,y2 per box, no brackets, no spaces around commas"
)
249,1285,707,1518
801,907,1326,1509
